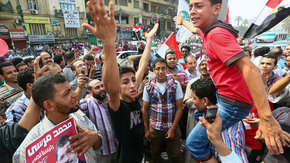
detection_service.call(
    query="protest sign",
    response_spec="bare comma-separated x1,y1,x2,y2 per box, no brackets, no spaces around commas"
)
25,118,86,163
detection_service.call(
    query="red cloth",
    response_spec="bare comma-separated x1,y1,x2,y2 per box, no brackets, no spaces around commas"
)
244,102,273,150
202,27,253,104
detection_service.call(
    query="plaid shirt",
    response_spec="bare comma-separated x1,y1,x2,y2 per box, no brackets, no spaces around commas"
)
5,94,29,124
144,76,177,131
13,110,102,163
167,69,189,85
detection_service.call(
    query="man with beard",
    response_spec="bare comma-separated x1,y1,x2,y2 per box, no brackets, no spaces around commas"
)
165,49,189,91
79,79,118,163
13,74,102,162
39,51,53,67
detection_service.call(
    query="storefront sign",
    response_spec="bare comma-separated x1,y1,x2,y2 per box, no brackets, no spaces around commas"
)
23,16,50,24
50,19,60,25
0,26,9,33
9,29,26,39
28,35,55,43
63,10,80,28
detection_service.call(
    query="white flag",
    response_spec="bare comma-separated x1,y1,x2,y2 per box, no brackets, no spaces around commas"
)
176,0,193,43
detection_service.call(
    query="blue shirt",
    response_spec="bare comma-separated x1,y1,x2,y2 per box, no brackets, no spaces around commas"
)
5,94,30,124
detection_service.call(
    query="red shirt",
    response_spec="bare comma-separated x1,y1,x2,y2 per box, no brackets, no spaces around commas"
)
201,27,253,104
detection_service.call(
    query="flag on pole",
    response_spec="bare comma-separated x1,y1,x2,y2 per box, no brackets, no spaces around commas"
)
225,7,230,24
156,33,183,60
132,25,142,32
244,0,290,39
176,0,193,43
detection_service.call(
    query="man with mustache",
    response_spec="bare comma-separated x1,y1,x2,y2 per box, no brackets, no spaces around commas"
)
79,79,118,163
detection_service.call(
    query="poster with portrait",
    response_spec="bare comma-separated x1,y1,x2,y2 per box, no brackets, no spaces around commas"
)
25,118,87,163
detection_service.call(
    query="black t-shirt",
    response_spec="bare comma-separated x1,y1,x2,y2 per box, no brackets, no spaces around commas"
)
109,99,145,163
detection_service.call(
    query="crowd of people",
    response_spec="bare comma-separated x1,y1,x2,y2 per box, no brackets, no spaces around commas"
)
0,0,289,163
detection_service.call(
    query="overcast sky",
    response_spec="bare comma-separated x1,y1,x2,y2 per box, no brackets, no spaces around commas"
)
228,0,268,25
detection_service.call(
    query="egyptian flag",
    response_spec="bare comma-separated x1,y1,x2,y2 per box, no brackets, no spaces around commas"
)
156,33,186,69
244,0,290,39
156,33,182,59
132,25,142,32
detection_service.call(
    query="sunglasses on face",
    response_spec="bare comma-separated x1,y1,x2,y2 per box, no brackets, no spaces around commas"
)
77,64,87,68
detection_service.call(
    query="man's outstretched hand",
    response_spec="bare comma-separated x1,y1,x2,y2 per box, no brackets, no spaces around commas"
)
82,0,116,44
256,115,286,155
145,23,159,41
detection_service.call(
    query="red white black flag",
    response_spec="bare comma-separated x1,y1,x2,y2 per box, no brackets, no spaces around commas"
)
244,0,290,39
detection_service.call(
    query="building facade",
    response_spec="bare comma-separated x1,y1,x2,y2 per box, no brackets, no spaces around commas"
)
0,0,177,48
0,0,87,49
85,0,177,41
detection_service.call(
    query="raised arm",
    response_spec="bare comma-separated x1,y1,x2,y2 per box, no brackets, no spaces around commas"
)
173,15,198,34
83,0,120,111
269,74,290,97
233,56,285,154
135,23,159,87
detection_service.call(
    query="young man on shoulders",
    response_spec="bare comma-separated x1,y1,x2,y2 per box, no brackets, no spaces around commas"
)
82,1,158,162
174,0,285,162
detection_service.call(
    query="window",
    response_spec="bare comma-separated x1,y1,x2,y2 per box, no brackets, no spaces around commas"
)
134,0,139,8
60,3,76,11
115,16,129,24
120,0,127,6
167,22,172,30
143,3,149,12
151,5,156,13
134,17,139,25
142,19,148,25
28,0,38,10
65,28,78,37
29,24,46,35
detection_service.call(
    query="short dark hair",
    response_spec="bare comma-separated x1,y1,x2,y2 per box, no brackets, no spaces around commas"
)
53,55,64,65
32,74,67,108
0,62,14,75
64,51,75,62
210,0,222,5
165,49,176,60
191,78,217,104
181,45,190,52
119,66,135,78
153,58,167,68
16,62,27,71
24,57,34,64
83,54,94,61
56,135,73,161
133,56,141,71
11,57,23,66
17,68,35,91
262,53,278,66
269,47,283,57
254,46,270,57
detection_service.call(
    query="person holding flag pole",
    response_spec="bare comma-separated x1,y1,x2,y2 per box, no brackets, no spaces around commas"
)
173,0,285,162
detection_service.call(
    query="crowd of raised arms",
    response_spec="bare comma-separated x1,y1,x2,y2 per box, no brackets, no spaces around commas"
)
0,0,289,163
